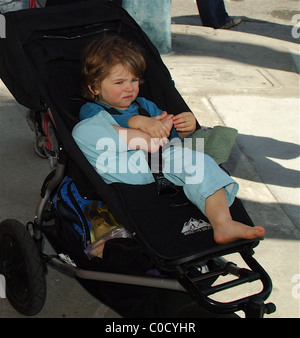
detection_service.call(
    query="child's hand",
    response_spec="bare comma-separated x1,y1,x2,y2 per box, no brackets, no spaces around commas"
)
173,112,196,138
113,125,168,154
143,117,170,138
129,113,172,139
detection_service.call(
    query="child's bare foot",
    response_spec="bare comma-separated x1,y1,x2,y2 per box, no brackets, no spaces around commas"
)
155,111,174,133
161,114,174,132
212,220,265,245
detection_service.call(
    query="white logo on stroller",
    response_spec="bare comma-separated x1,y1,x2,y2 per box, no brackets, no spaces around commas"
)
181,218,211,236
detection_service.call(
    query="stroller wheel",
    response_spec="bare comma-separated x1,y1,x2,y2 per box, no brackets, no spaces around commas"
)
0,219,46,316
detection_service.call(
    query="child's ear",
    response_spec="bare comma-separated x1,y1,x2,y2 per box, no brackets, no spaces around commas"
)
88,85,100,96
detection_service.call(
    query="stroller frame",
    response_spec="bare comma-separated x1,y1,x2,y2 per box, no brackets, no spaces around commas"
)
0,1,275,318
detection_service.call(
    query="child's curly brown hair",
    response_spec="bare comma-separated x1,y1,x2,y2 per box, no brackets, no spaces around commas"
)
81,34,146,101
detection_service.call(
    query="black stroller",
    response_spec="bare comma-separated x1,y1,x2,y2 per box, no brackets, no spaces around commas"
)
0,1,276,318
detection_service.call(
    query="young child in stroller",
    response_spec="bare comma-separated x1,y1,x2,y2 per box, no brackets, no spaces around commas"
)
72,34,265,245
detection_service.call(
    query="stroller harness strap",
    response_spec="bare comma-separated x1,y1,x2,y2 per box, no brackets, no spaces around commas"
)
96,100,151,117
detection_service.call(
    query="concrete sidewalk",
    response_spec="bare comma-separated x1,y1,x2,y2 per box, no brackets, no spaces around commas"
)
0,0,299,318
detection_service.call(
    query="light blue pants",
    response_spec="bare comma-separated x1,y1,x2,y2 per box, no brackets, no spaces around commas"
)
161,146,238,214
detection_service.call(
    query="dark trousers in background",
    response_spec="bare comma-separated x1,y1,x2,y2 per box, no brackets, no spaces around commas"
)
196,0,230,28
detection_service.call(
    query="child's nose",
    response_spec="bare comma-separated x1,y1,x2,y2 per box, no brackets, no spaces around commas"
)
125,82,134,91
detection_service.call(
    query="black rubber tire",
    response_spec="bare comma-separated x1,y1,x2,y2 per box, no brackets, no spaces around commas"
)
0,219,46,316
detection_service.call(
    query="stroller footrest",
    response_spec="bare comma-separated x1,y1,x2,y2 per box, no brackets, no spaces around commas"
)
200,270,261,296
176,251,273,317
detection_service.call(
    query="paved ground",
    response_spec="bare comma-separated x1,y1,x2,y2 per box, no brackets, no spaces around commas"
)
0,0,299,318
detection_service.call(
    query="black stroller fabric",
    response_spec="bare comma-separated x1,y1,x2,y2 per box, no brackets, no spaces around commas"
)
42,222,198,318
112,183,254,263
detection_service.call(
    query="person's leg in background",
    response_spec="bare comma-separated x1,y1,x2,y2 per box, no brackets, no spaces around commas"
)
196,0,241,29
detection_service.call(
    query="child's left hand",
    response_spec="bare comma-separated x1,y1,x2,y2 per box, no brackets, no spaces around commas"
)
173,112,196,137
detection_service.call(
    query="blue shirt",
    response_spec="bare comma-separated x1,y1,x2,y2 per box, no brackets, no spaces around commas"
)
80,97,180,140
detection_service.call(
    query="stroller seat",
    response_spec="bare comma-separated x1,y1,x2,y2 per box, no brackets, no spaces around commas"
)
112,182,258,264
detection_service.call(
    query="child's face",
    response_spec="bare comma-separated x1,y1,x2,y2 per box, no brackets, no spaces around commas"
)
91,63,140,110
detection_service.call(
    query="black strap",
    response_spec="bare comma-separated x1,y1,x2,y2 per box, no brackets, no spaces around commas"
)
98,105,123,116
96,101,151,118
152,171,178,195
